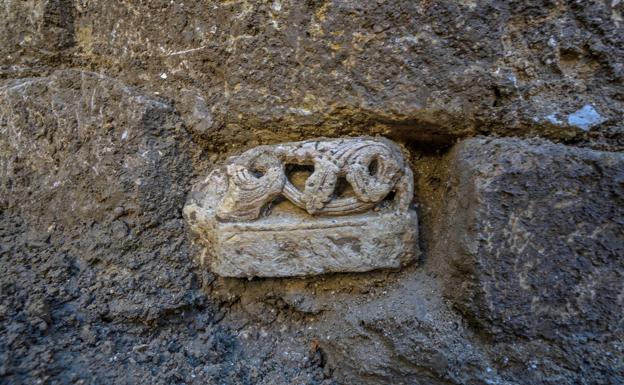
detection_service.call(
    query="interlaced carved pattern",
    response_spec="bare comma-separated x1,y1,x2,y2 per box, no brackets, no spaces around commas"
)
216,137,413,221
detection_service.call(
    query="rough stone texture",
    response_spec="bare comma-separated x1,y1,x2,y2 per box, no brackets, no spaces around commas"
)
185,137,418,277
431,137,624,383
0,71,328,384
315,271,502,385
4,1,622,149
1,1,623,384
71,0,624,151
0,0,75,67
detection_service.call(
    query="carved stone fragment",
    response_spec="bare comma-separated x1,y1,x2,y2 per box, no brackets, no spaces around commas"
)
184,137,418,278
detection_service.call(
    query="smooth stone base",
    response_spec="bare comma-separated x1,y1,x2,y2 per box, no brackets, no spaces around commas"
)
211,211,418,278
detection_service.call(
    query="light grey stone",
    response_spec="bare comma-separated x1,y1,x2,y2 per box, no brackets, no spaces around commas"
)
184,137,419,278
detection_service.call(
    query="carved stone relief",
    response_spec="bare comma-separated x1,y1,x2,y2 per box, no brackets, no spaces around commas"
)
183,137,419,278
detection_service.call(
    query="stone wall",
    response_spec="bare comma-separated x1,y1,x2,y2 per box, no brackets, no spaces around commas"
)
1,1,622,384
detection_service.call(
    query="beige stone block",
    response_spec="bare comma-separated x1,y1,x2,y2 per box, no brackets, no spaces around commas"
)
184,137,418,278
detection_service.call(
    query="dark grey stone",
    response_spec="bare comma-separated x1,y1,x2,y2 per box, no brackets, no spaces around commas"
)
432,137,624,384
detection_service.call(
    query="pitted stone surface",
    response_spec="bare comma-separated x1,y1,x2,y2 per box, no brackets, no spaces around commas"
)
184,137,418,278
436,138,624,343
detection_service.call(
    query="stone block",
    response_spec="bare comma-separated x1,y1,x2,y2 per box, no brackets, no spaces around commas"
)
0,70,190,233
184,137,419,278
435,138,624,342
0,69,197,322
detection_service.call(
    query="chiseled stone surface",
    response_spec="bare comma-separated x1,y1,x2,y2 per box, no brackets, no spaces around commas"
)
434,138,624,374
0,69,198,323
184,137,418,277
405,137,624,384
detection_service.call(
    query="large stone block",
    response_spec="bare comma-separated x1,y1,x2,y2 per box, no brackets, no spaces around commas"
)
0,70,190,233
184,137,418,277
0,69,197,323
435,138,624,342
71,1,624,148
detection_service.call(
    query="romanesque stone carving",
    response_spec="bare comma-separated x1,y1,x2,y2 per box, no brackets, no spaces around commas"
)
184,137,418,278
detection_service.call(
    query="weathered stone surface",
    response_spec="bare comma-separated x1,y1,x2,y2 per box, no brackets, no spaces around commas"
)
185,137,418,277
12,0,612,149
316,271,504,385
0,70,191,240
0,70,243,385
436,137,624,340
431,137,624,382
0,68,210,323
0,0,75,66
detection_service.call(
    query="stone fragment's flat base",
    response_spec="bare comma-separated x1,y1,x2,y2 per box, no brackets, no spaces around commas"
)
211,211,418,278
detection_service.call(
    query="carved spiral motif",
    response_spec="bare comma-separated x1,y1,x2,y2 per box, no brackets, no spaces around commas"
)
216,138,411,221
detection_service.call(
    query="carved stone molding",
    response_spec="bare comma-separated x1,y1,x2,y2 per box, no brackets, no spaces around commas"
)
184,137,419,278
